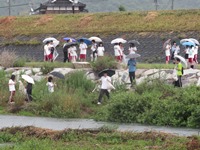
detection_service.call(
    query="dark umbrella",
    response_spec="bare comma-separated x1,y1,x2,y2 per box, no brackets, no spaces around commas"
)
98,69,115,77
128,40,140,45
50,72,65,79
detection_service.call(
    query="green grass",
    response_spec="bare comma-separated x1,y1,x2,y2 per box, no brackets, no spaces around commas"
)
0,126,194,150
24,61,185,69
1,10,200,37
25,62,74,68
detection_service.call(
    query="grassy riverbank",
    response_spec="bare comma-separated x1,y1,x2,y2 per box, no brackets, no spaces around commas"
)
1,10,200,37
0,126,199,150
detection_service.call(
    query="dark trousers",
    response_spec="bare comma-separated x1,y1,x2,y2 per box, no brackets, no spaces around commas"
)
129,72,135,84
98,89,110,103
174,76,182,87
26,90,32,101
63,51,68,62
92,51,97,61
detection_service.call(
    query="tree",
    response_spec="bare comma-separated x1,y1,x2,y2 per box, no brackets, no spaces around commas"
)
118,5,126,11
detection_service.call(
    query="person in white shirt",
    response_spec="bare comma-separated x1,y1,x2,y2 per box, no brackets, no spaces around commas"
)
71,44,78,63
114,43,122,62
129,43,137,54
79,39,88,62
90,40,97,61
46,76,55,93
97,72,111,105
188,46,195,68
68,46,73,62
8,75,16,104
97,42,105,58
165,43,171,64
44,41,51,61
193,45,198,64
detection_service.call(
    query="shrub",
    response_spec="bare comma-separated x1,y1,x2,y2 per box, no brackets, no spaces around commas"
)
13,57,26,67
0,50,18,68
91,56,117,73
41,63,54,75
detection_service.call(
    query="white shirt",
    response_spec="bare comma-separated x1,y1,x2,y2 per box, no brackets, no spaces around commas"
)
91,43,97,52
71,46,77,57
165,44,171,56
194,46,198,55
97,46,105,56
44,45,50,56
185,48,189,54
9,79,15,92
79,43,88,55
114,45,121,56
188,47,195,58
129,47,137,54
46,82,54,93
100,76,111,89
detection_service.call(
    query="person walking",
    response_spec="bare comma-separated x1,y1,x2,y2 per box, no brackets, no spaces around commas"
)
188,45,195,69
25,82,33,102
8,75,16,104
97,42,105,59
79,39,88,62
90,40,97,61
193,44,199,64
129,43,137,54
71,44,78,63
127,58,137,86
97,72,111,105
44,41,51,62
63,40,70,63
114,43,122,62
165,43,171,64
174,58,183,87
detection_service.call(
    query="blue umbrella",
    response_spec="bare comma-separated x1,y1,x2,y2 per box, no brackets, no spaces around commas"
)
63,37,76,42
78,38,92,45
182,41,195,47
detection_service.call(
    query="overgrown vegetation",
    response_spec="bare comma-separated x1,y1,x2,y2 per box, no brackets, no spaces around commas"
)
91,56,118,72
0,126,199,150
0,67,200,128
1,10,200,37
0,50,18,68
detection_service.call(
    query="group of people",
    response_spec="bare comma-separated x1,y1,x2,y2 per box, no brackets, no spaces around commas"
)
165,39,200,88
43,37,139,63
8,75,55,104
62,39,106,63
165,40,199,68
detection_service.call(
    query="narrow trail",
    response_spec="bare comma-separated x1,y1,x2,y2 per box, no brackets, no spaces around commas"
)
0,115,199,137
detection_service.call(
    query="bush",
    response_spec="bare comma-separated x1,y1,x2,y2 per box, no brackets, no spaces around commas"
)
105,80,200,128
41,63,54,74
91,56,117,73
13,57,26,67
0,50,18,68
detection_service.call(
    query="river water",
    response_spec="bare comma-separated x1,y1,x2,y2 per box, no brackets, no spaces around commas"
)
0,115,199,137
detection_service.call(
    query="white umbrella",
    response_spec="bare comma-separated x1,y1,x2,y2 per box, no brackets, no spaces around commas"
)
111,38,127,44
89,37,102,42
180,39,194,45
22,75,35,84
163,39,171,50
43,37,60,47
189,38,199,45
126,53,141,59
174,55,187,68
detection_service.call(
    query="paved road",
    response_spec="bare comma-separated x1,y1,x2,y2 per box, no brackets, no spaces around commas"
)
0,115,199,137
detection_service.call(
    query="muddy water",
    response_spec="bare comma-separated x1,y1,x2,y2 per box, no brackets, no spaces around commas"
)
0,115,199,137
